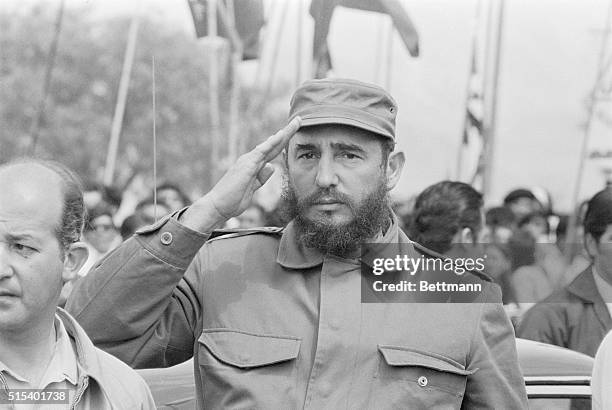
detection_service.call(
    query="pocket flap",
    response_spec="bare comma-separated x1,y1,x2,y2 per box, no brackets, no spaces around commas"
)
199,329,300,369
377,345,477,376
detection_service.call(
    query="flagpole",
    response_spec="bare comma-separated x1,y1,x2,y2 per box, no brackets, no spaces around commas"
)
482,0,505,200
207,0,222,186
456,0,482,181
226,0,242,163
262,1,289,105
384,19,394,91
104,2,141,186
296,0,304,88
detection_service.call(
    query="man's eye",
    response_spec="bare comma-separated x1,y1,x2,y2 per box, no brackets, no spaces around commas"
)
12,243,36,256
298,152,317,160
340,152,361,160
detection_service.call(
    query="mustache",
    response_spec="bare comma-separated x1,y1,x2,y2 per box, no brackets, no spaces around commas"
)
297,188,355,210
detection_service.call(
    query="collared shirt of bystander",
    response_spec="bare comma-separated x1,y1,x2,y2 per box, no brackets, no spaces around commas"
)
0,316,78,409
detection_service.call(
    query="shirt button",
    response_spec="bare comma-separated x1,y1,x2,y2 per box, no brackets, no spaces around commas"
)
417,376,428,387
160,232,173,245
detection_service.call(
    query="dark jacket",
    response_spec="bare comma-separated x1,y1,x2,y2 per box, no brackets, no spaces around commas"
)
517,266,612,357
67,213,527,409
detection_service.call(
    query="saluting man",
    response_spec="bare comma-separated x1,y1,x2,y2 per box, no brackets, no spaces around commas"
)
67,79,528,409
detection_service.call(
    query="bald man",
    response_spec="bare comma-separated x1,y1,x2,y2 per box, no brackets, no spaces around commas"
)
0,158,155,409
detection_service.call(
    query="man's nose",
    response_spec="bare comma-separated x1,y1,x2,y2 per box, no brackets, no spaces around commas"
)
0,245,13,279
314,156,339,188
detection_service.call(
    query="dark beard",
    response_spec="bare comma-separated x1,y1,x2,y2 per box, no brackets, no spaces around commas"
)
279,181,391,257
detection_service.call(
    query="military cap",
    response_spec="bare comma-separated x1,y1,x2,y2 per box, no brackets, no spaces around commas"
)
288,78,397,141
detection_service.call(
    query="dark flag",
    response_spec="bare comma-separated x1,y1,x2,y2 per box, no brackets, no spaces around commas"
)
310,0,419,78
187,0,265,60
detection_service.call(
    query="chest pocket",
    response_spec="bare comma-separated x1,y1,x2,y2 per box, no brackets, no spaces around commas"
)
372,345,477,410
198,329,301,410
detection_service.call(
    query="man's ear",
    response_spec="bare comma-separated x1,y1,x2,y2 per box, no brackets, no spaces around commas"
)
61,242,89,283
385,151,405,191
585,233,598,259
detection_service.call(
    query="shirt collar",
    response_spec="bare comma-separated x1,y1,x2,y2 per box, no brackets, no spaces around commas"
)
567,266,604,304
0,316,78,387
593,265,612,304
44,315,78,386
276,212,406,269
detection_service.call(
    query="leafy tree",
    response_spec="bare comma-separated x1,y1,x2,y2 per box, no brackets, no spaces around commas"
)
0,3,290,196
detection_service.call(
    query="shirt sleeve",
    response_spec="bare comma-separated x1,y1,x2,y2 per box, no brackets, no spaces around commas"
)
462,283,529,409
65,213,210,368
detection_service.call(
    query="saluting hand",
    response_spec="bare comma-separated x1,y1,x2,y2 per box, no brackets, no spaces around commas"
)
179,117,301,233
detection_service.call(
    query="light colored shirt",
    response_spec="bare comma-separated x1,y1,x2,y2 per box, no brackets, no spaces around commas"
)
593,266,612,319
0,316,78,409
592,330,612,410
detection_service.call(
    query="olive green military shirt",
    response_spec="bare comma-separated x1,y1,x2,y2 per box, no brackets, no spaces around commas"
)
67,213,527,409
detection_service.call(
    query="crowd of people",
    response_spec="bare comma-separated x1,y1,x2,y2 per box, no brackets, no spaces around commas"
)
2,77,611,409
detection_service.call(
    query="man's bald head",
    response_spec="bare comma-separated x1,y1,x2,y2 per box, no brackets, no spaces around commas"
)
0,158,85,253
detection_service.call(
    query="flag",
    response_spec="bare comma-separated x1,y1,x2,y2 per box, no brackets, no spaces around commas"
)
187,0,265,60
310,0,419,78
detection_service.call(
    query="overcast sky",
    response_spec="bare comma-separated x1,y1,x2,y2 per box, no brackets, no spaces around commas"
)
5,0,612,211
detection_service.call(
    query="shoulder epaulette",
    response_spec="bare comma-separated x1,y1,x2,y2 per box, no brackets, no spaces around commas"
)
411,241,493,283
207,226,284,242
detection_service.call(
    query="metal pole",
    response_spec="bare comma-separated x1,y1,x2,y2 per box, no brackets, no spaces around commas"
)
482,0,505,200
226,0,242,162
28,0,65,154
262,1,290,105
207,0,222,185
385,19,394,91
104,5,141,185
296,0,304,88
456,0,483,181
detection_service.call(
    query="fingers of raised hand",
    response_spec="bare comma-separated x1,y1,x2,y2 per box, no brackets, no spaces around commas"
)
253,116,301,162
256,163,275,187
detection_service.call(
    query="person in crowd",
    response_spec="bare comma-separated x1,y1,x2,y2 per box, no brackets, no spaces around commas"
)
508,230,554,310
518,188,612,357
82,204,121,265
60,204,122,305
408,181,486,259
119,198,172,240
156,182,191,212
408,182,522,322
592,329,612,410
486,206,516,244
562,201,593,286
135,196,171,223
120,213,150,240
0,158,155,409
503,188,542,222
518,212,549,242
518,211,566,291
67,78,527,409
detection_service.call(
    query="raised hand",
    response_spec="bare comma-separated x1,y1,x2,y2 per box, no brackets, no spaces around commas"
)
179,117,301,233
